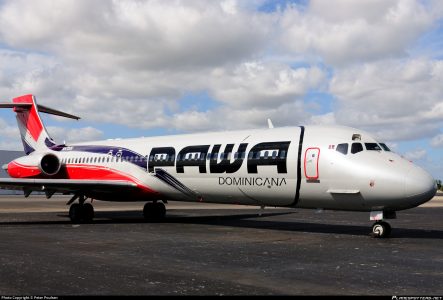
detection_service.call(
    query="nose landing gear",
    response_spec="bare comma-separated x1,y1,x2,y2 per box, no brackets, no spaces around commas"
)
371,221,391,238
370,211,396,238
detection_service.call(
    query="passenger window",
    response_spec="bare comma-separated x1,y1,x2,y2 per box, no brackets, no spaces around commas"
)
365,143,382,151
279,150,286,159
336,143,348,155
264,151,269,159
272,151,277,159
351,143,363,154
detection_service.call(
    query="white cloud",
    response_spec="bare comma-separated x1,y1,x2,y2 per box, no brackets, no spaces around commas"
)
279,0,435,66
0,0,271,71
209,61,325,109
329,58,443,141
46,126,104,144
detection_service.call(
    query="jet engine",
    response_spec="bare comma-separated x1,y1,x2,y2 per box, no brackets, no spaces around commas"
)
7,153,62,178
39,153,61,176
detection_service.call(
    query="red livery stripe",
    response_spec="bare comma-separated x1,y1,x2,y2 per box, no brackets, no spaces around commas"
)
7,161,158,196
7,161,41,178
65,164,158,195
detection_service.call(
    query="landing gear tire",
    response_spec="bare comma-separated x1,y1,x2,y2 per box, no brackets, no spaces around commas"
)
82,203,95,223
69,203,95,223
143,202,166,221
371,221,391,238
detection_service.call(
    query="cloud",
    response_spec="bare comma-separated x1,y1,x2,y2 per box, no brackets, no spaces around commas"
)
279,0,435,66
329,58,443,141
209,61,325,109
0,0,271,71
46,126,104,144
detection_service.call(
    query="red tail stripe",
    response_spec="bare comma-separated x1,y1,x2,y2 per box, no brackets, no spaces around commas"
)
13,95,43,142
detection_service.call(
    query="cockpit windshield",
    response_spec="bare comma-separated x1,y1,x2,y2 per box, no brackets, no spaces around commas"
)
336,142,390,155
379,143,391,151
365,143,382,151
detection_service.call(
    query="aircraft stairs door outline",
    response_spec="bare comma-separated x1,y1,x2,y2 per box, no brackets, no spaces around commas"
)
304,147,320,181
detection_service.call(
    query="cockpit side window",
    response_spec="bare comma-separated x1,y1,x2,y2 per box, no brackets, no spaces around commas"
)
365,143,382,151
379,143,391,151
351,143,363,154
336,143,348,155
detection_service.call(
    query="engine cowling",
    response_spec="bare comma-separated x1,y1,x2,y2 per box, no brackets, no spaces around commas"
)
39,153,61,176
7,153,61,178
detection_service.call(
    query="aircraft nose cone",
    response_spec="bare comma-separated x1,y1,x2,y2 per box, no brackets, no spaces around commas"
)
404,165,437,205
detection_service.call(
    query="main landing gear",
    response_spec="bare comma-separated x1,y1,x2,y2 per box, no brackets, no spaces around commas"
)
370,211,396,238
67,195,168,223
67,195,94,223
143,201,166,221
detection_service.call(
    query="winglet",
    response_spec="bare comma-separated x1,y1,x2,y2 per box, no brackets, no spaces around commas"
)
267,118,274,129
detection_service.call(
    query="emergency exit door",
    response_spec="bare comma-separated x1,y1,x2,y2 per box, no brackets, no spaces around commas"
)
304,148,320,180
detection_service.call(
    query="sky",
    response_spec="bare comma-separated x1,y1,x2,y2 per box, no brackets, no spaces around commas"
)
0,0,442,179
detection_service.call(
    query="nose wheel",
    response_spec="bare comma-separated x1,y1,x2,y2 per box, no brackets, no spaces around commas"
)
371,221,391,238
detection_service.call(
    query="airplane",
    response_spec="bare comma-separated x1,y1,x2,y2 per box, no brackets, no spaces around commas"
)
0,94,437,238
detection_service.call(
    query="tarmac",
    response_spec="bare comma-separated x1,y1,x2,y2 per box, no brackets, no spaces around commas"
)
0,193,442,296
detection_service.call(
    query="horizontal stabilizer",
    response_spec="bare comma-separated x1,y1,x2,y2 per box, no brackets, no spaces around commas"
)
0,102,80,120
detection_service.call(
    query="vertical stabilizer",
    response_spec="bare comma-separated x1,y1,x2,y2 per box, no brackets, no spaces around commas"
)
12,94,56,154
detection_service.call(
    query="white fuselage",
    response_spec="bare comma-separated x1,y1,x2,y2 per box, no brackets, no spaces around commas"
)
13,125,437,212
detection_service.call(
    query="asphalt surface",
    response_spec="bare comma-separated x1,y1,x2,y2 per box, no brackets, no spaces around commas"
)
0,195,442,296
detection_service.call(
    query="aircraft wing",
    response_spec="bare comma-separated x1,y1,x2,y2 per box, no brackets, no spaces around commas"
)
0,178,137,196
